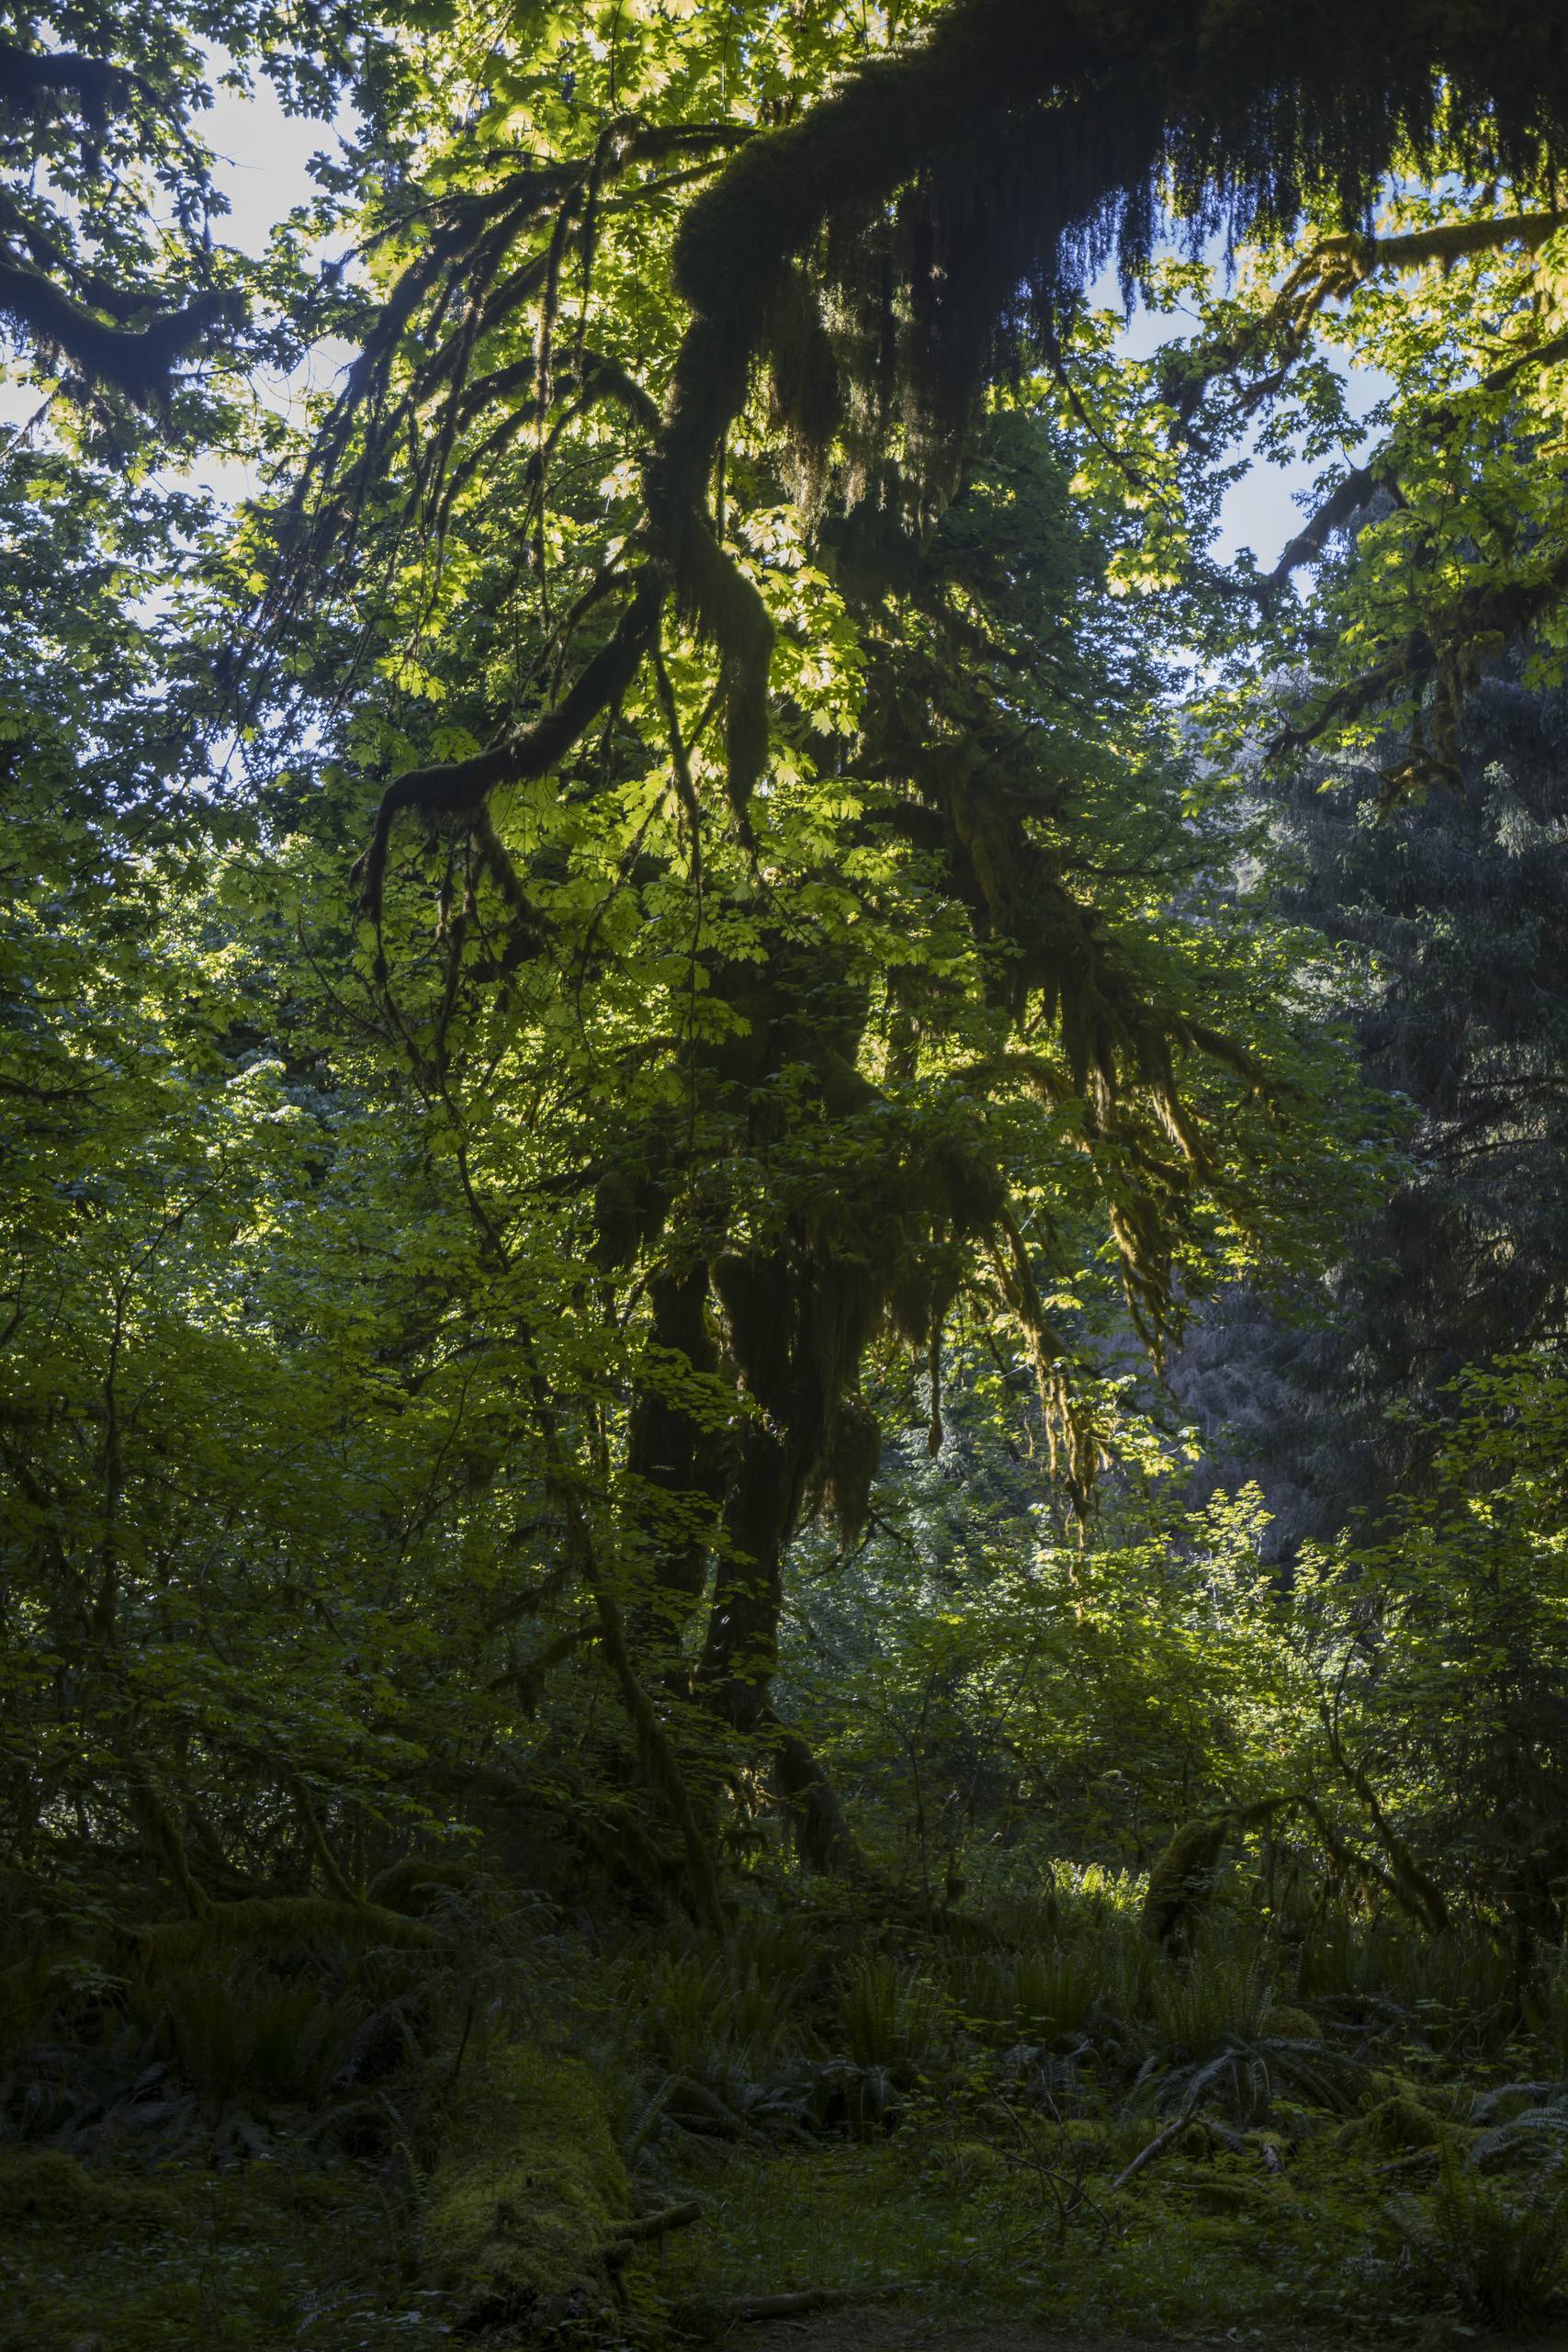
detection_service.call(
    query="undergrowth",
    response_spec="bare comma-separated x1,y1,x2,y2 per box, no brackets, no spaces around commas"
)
6,1871,1568,2346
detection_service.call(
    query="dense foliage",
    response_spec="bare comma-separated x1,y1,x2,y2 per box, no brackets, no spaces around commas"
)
5,1,1568,2345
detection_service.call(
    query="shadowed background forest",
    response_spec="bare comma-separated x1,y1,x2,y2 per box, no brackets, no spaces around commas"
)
5,0,1568,2342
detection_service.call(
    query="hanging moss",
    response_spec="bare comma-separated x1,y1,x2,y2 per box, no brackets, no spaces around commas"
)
764,264,845,509
424,2041,632,2338
1143,1795,1307,1946
299,0,1568,1892
592,1163,669,1272
1141,1815,1233,1947
0,258,247,407
330,0,1568,937
823,1395,882,1544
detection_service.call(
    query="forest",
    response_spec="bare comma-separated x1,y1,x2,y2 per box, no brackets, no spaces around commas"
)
6,0,1568,2344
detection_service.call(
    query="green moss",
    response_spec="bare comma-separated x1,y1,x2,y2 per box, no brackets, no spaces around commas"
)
0,2157,449,2352
1269,2004,1324,2041
130,1894,439,1967
653,2125,1401,2342
1184,2174,1293,2221
942,2139,1010,2189
425,2041,630,2335
1337,2088,1447,2154
0,2149,178,2231
0,1896,439,2036
367,1854,477,1916
1141,1815,1230,1946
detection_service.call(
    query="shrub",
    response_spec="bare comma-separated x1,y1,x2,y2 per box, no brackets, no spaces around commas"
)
139,1966,366,2110
947,1943,1108,2046
1389,2143,1568,2327
840,1956,947,2078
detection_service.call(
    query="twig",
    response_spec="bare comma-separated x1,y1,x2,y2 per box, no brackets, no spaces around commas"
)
608,2199,703,2249
715,2283,898,2324
1110,2087,1205,2194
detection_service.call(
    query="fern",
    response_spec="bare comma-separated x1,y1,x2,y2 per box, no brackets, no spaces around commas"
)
1389,2142,1568,2326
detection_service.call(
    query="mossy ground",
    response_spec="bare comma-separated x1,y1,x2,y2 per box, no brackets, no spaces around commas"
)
0,2154,451,2352
3,1902,1563,2350
653,2119,1453,2344
0,2046,658,2352
0,2092,1542,2350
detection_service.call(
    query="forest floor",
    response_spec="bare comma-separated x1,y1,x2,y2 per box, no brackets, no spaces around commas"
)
743,2326,1548,2352
3,2127,1562,2352
10,1907,1568,2351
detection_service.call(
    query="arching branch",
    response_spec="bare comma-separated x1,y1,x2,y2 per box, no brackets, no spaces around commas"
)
0,253,244,403
350,573,665,946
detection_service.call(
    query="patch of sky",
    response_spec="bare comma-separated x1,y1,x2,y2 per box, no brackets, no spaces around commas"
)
1083,251,1395,575
185,56,362,508
0,51,360,504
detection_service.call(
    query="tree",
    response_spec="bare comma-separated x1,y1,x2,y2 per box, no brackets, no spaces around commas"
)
210,0,1568,1888
1296,1358,1568,1968
1150,177,1568,1542
0,0,397,428
10,0,1568,1940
